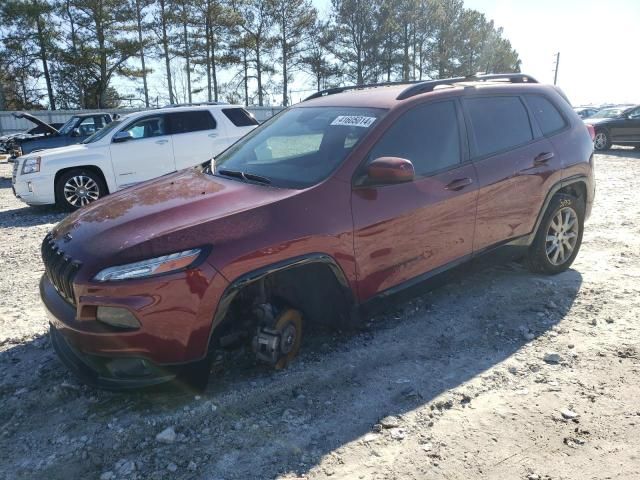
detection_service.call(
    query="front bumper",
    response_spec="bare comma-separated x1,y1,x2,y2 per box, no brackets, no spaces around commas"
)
41,263,228,388
12,172,56,205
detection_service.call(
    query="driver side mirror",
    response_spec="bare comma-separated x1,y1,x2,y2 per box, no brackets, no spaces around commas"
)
366,156,415,185
70,128,81,137
112,131,133,143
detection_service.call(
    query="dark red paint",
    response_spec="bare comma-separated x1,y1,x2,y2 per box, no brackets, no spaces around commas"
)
42,81,595,370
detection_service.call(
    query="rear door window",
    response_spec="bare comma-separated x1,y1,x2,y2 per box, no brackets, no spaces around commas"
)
223,108,259,127
526,95,567,135
168,111,216,134
367,100,461,176
464,96,533,157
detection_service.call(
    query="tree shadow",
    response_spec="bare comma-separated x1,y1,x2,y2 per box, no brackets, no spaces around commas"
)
0,205,65,228
0,258,582,479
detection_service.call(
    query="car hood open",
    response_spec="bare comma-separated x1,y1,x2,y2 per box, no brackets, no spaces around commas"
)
13,112,59,135
50,168,300,272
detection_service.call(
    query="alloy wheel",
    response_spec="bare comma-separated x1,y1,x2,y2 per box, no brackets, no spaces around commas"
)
63,175,100,207
593,132,607,150
545,206,579,265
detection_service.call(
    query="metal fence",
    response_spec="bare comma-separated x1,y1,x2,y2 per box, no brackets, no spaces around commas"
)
0,106,283,135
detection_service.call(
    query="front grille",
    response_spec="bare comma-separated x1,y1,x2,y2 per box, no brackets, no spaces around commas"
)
41,234,81,305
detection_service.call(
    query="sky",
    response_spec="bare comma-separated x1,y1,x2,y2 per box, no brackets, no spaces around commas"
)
116,0,640,107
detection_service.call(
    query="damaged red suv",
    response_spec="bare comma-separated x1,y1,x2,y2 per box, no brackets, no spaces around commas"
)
42,74,595,389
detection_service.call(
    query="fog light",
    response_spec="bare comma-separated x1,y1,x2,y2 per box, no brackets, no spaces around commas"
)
27,181,33,192
96,306,140,329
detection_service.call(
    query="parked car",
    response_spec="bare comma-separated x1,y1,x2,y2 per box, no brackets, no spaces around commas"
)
573,106,599,119
0,122,65,158
7,112,113,158
583,105,640,150
12,105,258,210
41,74,595,389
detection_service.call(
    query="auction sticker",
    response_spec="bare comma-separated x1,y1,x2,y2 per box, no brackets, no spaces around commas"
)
330,116,377,128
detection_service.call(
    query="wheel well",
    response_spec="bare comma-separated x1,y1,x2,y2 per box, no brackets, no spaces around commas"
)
54,165,110,197
210,261,354,350
557,181,587,205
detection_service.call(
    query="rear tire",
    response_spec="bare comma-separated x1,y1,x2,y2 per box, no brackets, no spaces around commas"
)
525,194,584,275
55,168,106,211
593,130,611,151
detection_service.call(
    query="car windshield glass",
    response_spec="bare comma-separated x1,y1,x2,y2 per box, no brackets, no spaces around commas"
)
213,106,386,188
58,116,81,135
590,108,625,119
82,119,123,144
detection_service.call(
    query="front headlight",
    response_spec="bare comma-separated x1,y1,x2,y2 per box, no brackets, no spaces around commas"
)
21,156,41,174
94,249,202,282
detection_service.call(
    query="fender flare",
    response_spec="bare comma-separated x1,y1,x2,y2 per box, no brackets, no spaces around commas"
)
519,174,589,246
206,253,356,348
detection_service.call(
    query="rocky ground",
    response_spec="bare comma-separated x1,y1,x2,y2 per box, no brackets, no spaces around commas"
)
0,149,639,480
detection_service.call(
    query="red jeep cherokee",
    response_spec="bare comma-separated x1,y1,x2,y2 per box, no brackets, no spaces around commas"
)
41,74,595,389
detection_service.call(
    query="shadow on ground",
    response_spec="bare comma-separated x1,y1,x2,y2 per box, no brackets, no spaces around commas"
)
0,257,583,479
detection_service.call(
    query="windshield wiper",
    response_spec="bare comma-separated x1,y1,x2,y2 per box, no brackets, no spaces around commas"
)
217,169,271,185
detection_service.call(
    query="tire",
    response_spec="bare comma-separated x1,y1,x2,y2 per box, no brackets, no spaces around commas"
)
55,168,107,211
593,129,611,151
525,193,584,275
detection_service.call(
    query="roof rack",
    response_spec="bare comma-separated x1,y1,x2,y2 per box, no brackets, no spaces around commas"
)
303,80,425,102
161,101,229,108
396,73,538,100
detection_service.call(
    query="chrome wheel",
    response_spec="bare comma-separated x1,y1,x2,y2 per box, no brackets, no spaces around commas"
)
63,175,100,207
594,132,608,150
545,207,579,265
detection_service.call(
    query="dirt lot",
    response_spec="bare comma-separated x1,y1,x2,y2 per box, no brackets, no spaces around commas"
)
1,150,639,480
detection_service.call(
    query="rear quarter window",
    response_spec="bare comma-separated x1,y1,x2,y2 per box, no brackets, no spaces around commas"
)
464,96,533,157
222,108,259,127
168,111,216,134
526,95,567,135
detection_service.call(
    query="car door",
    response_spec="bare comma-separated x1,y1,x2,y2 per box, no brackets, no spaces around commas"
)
611,107,640,142
463,95,562,252
168,110,220,169
351,100,478,300
109,113,174,188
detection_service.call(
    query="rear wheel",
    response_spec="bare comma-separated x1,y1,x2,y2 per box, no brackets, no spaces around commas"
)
55,169,106,211
525,194,584,274
593,130,611,151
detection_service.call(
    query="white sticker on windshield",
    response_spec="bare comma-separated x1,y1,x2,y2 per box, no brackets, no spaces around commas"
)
330,115,377,128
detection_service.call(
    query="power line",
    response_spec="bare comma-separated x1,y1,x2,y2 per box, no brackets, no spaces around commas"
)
553,52,560,85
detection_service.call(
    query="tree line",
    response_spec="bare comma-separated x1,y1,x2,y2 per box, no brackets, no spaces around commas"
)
0,0,521,110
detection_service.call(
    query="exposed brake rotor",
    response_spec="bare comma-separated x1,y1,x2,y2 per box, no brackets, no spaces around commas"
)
252,307,303,370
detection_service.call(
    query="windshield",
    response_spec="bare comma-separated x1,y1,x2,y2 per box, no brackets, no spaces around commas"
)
82,119,124,144
213,106,386,188
58,116,81,135
590,107,627,119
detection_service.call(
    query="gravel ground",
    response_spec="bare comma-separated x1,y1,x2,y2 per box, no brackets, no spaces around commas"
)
1,149,639,480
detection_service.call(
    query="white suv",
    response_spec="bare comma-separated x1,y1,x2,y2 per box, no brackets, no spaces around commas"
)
11,105,258,210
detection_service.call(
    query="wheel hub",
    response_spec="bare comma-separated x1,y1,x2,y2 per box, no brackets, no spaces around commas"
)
545,206,579,265
64,175,99,207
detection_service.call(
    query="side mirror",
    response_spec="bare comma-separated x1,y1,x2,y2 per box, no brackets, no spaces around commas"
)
366,156,415,185
112,131,133,143
70,128,81,137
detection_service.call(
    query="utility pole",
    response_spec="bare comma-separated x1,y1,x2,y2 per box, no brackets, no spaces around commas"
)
553,52,560,85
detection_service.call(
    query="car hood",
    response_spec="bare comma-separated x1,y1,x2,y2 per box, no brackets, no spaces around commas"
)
28,143,93,159
50,169,300,272
13,112,59,135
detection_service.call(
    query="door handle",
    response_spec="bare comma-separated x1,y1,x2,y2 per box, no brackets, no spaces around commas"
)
445,177,473,191
208,132,218,138
534,152,554,165
155,139,168,145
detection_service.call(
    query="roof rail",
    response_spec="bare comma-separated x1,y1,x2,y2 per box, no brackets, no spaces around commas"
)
303,80,425,102
161,101,229,108
396,73,538,100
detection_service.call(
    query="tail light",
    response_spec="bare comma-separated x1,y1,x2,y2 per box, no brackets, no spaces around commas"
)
585,123,595,141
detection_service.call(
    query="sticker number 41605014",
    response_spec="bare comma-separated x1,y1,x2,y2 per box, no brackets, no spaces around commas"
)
330,116,377,128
